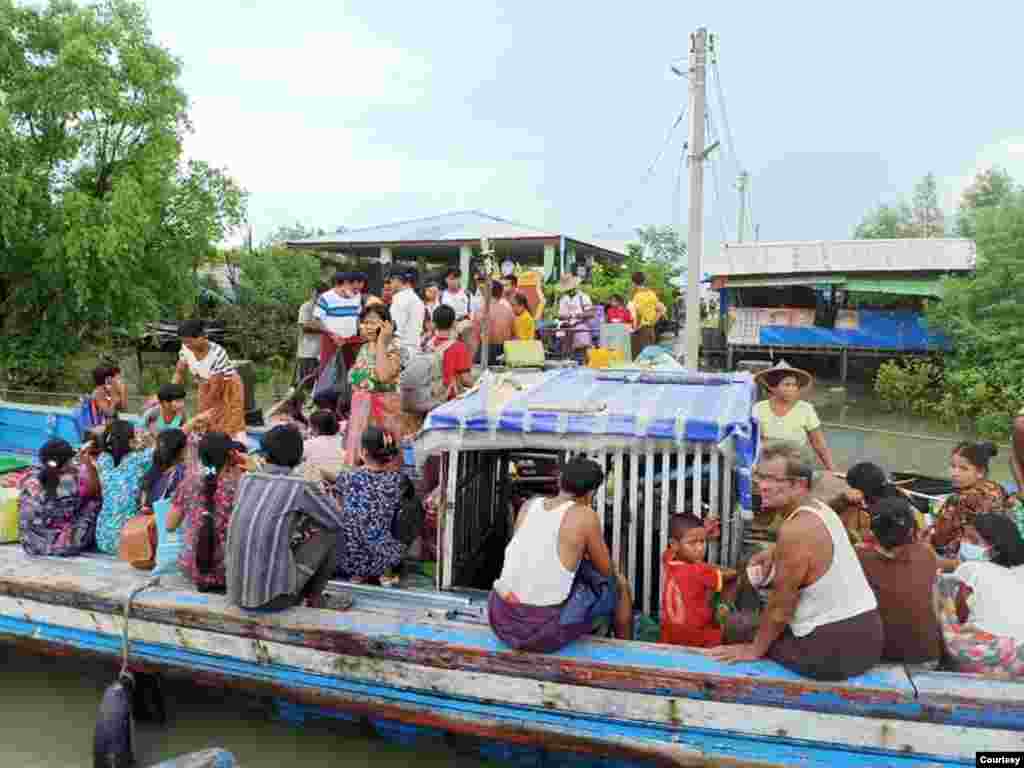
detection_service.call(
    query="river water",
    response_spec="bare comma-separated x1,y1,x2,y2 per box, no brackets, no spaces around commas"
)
0,646,488,767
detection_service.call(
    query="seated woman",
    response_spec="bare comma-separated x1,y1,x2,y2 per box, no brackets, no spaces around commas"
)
226,426,345,610
140,429,189,517
938,513,1024,676
343,303,402,467
18,439,101,557
931,442,1009,558
857,496,943,665
333,427,406,586
167,433,245,593
91,420,154,555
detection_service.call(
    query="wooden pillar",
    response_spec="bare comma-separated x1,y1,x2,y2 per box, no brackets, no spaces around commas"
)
459,244,472,290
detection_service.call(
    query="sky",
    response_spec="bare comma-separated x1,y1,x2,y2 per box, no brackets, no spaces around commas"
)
147,0,1024,252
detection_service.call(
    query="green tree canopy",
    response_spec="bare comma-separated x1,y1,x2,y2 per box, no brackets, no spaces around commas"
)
853,172,946,240
956,167,1020,239
0,0,246,358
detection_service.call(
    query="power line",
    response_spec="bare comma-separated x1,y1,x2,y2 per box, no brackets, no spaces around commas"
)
710,56,741,179
705,108,730,243
609,104,688,227
672,139,687,232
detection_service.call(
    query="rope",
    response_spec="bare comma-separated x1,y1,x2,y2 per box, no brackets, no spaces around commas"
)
120,577,161,678
609,105,688,227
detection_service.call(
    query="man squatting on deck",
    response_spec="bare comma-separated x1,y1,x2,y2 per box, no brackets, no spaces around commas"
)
488,457,634,652
710,444,884,680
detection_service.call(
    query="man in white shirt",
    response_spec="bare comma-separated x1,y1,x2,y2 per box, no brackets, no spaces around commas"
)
388,267,425,359
314,271,363,371
296,282,327,386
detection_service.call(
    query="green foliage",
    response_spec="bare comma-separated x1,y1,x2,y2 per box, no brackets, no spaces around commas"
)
261,222,331,248
873,359,944,417
956,168,1020,239
873,182,1024,437
0,0,246,377
634,225,686,266
234,246,322,307
853,173,945,239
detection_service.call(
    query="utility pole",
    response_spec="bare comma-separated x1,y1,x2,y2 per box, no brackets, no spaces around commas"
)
684,27,708,372
736,171,749,243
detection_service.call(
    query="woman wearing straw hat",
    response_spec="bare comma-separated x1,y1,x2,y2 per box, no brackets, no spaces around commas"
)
556,273,594,360
752,360,835,471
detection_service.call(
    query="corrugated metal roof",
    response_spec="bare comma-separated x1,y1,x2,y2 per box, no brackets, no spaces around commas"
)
706,238,975,277
285,210,627,258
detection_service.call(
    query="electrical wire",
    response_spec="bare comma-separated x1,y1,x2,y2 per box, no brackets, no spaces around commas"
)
711,58,742,179
705,107,730,243
609,105,688,227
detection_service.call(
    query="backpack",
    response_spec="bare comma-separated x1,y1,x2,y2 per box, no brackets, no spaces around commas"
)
400,340,456,414
75,396,102,440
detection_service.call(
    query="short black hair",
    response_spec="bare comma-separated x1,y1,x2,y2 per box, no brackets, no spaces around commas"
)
312,391,339,412
359,302,391,324
333,271,352,285
974,513,1024,567
157,383,186,403
433,304,456,330
869,496,915,550
178,319,205,338
631,271,646,286
559,456,605,497
512,293,529,308
505,274,518,287
953,441,999,474
361,426,399,464
92,365,121,387
669,513,704,541
261,425,304,468
490,280,503,300
309,409,339,437
444,267,461,280
846,462,888,503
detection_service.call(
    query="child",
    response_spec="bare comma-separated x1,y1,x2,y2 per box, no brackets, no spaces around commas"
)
511,293,536,341
660,513,735,648
144,383,188,434
90,364,128,423
604,295,633,326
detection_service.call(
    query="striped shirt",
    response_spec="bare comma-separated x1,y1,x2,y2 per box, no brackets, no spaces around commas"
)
314,290,362,338
226,465,345,609
179,341,236,381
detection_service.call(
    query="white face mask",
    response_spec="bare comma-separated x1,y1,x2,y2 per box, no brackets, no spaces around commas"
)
959,541,991,562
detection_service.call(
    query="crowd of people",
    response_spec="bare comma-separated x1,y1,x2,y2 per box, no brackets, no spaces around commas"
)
34,268,1024,685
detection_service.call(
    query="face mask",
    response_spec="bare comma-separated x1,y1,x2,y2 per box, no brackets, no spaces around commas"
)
959,541,991,562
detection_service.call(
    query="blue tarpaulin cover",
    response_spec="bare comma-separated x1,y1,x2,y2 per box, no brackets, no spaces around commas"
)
758,310,951,350
418,368,759,514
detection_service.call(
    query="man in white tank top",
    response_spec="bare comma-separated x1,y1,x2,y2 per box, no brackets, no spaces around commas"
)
488,457,634,653
710,443,883,680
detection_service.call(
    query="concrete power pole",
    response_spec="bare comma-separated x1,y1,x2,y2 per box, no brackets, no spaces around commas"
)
736,170,749,244
684,27,708,372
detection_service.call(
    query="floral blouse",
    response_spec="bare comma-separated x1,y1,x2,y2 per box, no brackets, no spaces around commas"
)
18,464,101,557
933,479,1009,557
349,339,400,393
175,466,243,589
95,449,154,555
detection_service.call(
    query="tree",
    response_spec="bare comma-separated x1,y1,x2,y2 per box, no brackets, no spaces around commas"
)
261,222,329,248
853,173,945,239
853,203,915,239
0,0,246,360
956,167,1019,239
635,225,686,266
911,173,945,238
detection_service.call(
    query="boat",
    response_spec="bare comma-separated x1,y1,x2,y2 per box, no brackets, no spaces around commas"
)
3,367,1024,768
148,749,238,768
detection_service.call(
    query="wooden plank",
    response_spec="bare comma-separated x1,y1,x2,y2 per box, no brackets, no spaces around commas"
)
659,447,671,582
627,452,639,589
593,450,606,533
612,451,624,572
675,446,686,522
721,451,735,567
0,596,1012,762
910,669,1024,730
643,449,655,615
708,448,721,564
443,449,459,589
694,446,704,518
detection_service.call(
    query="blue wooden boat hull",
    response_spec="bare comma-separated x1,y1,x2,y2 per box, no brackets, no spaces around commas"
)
2,401,1024,766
